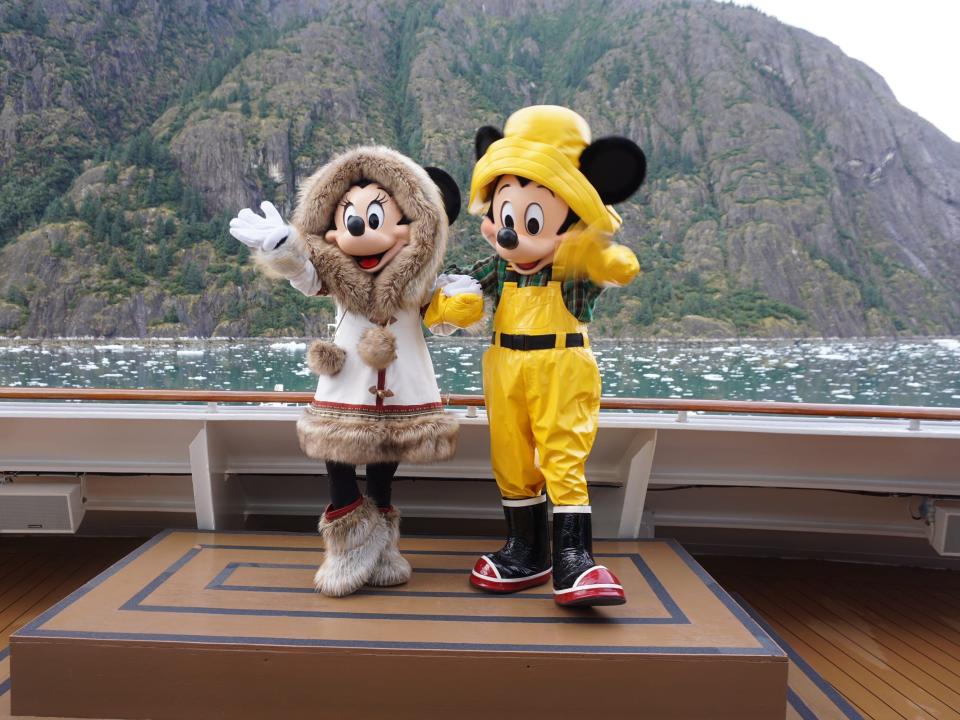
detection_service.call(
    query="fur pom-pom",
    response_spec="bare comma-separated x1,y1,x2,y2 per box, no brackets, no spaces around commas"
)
357,327,397,370
307,340,346,376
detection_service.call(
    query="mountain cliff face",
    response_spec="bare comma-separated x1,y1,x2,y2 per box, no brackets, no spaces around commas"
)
2,0,959,338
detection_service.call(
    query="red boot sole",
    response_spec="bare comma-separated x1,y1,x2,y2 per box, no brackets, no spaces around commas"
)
470,571,552,594
554,587,626,607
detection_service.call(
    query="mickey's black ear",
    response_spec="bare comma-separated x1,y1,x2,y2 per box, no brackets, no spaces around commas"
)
579,137,647,205
475,126,504,160
424,167,461,225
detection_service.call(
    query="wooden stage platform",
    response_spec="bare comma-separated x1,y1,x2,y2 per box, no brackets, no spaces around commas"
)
9,530,786,719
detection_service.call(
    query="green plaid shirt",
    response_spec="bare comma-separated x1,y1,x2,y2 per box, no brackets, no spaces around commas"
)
449,254,604,323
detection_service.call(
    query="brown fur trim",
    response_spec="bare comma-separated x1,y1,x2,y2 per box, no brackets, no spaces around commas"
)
291,146,448,321
306,340,346,376
297,411,458,465
315,497,387,597
356,327,397,370
252,229,312,279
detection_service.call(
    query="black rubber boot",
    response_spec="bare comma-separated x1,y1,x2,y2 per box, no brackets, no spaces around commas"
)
552,508,625,607
470,497,551,593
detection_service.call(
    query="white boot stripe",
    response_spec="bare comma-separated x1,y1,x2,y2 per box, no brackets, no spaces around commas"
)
502,496,546,507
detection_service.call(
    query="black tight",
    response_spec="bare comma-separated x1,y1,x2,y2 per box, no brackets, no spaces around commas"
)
325,460,398,509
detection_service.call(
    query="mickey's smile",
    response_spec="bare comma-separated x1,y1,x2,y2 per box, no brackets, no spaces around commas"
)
356,252,386,270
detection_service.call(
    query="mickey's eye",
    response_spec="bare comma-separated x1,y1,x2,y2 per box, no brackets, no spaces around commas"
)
343,204,358,226
524,203,544,235
500,201,515,229
367,201,385,230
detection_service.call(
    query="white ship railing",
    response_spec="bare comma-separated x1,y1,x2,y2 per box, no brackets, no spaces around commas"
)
1,388,959,539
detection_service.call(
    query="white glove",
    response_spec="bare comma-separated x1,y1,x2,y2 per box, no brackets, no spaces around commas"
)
229,201,294,252
434,274,482,297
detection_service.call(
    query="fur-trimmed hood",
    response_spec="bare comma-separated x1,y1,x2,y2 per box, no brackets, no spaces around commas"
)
291,146,448,323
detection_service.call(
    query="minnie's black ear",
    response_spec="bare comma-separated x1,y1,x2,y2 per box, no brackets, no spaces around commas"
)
424,167,461,225
579,137,647,205
475,126,504,160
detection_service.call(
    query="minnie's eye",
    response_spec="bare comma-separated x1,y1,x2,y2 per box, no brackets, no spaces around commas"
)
367,201,385,230
343,204,358,225
500,201,515,229
524,203,544,235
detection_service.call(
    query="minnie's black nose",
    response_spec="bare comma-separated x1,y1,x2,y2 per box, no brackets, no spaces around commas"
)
347,215,365,236
497,227,519,249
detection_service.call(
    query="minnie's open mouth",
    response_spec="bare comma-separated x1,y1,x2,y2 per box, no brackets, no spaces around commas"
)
356,252,386,270
515,260,541,270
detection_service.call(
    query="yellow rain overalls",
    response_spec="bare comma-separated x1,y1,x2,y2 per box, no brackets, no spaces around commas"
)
484,272,601,507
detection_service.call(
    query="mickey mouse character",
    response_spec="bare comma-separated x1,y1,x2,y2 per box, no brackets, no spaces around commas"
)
230,146,482,597
456,105,646,607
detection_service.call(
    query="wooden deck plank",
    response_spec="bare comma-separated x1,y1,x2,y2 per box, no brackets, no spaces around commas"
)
0,554,68,617
761,581,960,720
781,584,960,713
741,583,942,719
0,553,121,648
800,585,960,690
734,588,888,720
0,555,89,639
842,588,960,660
684,555,960,720
904,588,960,633
819,580,960,665
0,553,38,588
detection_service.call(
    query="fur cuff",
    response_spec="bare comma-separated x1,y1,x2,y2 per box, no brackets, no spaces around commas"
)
307,340,346,376
367,506,412,587
357,327,397,370
253,229,311,279
314,497,388,597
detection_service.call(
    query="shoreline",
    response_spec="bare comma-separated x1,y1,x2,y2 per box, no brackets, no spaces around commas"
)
1,335,958,347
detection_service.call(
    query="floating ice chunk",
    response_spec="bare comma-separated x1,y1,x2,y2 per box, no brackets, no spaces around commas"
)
933,339,960,351
176,349,205,356
94,344,126,351
269,341,307,351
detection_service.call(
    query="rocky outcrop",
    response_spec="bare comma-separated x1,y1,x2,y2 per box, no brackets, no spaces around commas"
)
2,0,958,337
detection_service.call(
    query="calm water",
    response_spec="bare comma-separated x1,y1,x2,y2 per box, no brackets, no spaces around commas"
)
1,337,959,407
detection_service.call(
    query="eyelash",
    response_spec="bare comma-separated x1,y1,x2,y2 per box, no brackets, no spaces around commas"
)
373,193,388,205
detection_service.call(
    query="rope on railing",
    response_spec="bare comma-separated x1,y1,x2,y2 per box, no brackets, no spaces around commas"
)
0,387,959,421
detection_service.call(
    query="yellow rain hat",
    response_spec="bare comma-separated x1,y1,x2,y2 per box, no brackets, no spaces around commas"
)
468,105,622,234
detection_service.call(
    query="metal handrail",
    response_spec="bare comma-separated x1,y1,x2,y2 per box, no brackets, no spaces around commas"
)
0,387,958,421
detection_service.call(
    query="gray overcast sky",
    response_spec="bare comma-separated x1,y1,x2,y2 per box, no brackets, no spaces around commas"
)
728,0,960,142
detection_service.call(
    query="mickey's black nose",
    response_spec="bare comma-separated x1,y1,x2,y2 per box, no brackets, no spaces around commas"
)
497,227,519,249
347,215,365,236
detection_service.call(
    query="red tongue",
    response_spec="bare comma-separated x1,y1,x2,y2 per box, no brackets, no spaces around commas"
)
359,256,380,269
516,261,538,270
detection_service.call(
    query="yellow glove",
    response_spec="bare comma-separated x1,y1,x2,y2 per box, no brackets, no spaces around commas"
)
423,275,485,335
586,243,640,287
553,222,640,287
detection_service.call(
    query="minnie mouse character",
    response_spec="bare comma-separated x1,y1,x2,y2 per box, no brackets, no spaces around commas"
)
230,147,483,597
455,105,647,607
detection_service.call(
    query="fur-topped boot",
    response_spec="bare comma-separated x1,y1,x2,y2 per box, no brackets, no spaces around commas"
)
367,505,412,587
315,497,389,597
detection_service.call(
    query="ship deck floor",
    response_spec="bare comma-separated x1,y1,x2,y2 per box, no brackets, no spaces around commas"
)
1,536,959,719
